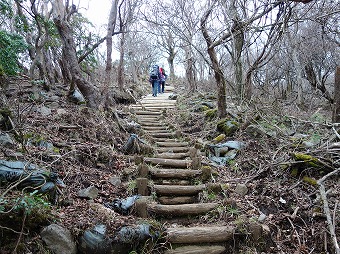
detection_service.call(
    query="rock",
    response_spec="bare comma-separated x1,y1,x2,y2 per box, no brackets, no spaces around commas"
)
245,124,266,138
57,108,67,114
41,224,77,254
70,89,86,104
78,186,99,199
37,106,52,116
79,224,112,254
248,222,263,241
0,132,14,148
258,213,266,222
217,119,239,136
202,101,215,109
213,134,226,143
109,176,122,186
234,184,248,196
302,141,315,148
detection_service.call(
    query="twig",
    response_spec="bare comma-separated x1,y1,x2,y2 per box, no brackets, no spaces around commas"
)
332,127,340,140
13,212,27,253
317,168,340,254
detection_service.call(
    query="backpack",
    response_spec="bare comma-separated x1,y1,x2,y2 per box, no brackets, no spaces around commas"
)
149,65,159,79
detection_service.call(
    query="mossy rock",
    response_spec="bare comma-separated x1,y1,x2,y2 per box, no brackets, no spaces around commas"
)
302,176,317,186
292,153,321,168
217,118,239,136
205,108,217,119
213,134,226,143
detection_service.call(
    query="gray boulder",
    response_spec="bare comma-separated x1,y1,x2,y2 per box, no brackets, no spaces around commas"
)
41,224,77,254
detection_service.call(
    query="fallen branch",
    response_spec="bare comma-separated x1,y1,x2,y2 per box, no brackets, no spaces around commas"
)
317,168,340,254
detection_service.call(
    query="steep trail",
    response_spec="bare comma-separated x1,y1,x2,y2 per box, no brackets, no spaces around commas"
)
129,86,235,254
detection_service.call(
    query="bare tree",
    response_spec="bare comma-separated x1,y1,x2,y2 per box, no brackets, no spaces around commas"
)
333,66,340,122
52,0,98,107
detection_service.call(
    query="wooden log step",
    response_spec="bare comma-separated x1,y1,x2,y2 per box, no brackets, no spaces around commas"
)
154,179,191,185
152,138,179,142
142,126,167,131
140,122,164,127
136,117,160,121
150,168,201,179
150,133,174,139
165,245,226,254
155,152,189,159
156,141,189,147
148,203,218,216
158,196,197,205
153,184,205,195
166,226,234,244
134,111,161,115
131,105,175,109
144,158,191,168
156,147,190,153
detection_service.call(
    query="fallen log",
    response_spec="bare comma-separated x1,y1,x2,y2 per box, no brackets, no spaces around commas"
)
166,226,234,243
153,184,205,195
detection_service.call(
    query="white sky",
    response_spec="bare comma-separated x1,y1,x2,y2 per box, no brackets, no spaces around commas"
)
78,0,111,32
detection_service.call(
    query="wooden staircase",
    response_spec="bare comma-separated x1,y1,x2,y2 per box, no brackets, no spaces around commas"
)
130,88,234,254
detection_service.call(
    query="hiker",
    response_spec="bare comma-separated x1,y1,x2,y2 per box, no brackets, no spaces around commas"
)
149,64,162,97
159,67,167,93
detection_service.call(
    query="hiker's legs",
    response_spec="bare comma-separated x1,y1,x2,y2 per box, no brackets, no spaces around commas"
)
153,81,158,96
158,82,161,93
161,82,165,93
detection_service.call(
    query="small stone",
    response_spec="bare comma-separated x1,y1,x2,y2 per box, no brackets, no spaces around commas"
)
258,213,266,222
234,183,248,196
78,186,99,199
109,176,122,186
0,132,15,148
57,108,67,114
37,106,52,116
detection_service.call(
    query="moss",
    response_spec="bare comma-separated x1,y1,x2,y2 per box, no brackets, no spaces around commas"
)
217,118,239,136
213,134,226,143
292,153,320,168
200,105,210,111
302,176,317,186
205,108,217,119
291,168,299,177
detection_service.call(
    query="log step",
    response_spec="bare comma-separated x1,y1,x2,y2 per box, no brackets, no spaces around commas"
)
154,179,191,185
150,168,201,179
166,226,234,243
134,111,161,115
148,203,218,216
158,196,197,205
149,133,174,138
141,122,164,127
142,126,167,131
156,147,190,153
165,245,226,254
155,152,189,159
144,157,191,168
156,141,189,147
153,184,205,195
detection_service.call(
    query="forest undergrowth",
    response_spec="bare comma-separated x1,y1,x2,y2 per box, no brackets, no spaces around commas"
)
0,79,339,254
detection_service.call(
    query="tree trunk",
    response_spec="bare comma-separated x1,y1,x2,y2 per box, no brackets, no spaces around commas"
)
333,66,340,122
185,46,196,94
201,7,227,117
52,0,98,108
117,32,126,91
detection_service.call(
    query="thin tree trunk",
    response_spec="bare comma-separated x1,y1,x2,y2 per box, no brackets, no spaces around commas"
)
201,7,227,117
117,32,126,91
333,66,340,122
